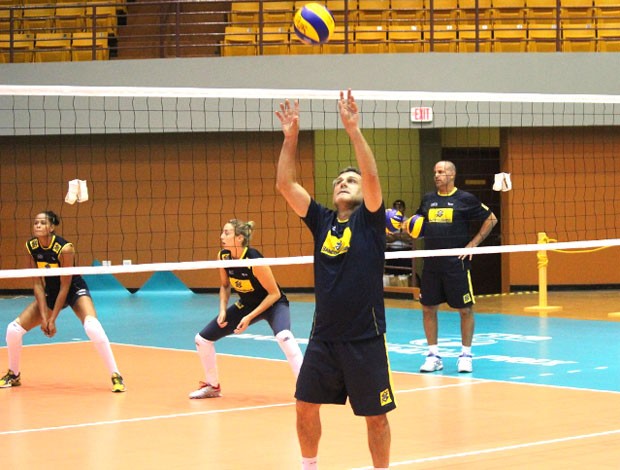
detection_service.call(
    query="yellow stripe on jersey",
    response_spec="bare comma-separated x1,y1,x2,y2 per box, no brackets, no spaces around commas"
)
320,226,352,257
230,277,254,293
36,261,59,269
428,207,454,223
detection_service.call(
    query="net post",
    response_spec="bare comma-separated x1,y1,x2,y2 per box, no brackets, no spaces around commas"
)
524,232,563,316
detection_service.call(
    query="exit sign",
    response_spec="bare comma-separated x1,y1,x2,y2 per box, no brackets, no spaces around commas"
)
411,107,433,122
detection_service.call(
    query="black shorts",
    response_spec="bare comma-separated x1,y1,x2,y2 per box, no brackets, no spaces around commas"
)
420,263,475,308
45,286,91,310
199,297,291,341
295,335,397,416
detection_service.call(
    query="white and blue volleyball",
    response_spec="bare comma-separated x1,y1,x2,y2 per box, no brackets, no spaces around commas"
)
293,3,335,44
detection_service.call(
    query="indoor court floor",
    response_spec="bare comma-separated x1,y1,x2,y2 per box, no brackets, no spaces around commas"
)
1,276,619,469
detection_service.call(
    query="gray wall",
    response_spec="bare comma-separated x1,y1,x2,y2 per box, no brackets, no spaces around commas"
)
2,53,620,135
1,53,619,94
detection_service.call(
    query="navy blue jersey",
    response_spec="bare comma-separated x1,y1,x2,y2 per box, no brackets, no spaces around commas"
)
26,234,88,301
303,199,386,341
219,247,286,308
416,188,493,271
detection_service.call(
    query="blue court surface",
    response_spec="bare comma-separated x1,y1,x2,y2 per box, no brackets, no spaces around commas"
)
1,290,619,393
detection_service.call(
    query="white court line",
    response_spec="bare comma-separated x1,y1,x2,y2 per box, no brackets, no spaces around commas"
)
0,401,295,437
351,428,620,469
0,383,476,437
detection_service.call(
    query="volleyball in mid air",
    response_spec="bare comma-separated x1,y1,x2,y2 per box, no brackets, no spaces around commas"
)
293,3,335,45
385,209,404,234
404,214,425,239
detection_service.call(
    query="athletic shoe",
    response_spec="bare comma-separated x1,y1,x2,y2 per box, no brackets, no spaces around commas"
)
111,372,126,393
0,369,21,388
419,354,443,373
189,382,222,399
457,354,473,373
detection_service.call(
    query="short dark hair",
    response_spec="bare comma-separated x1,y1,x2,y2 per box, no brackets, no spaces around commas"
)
392,199,406,210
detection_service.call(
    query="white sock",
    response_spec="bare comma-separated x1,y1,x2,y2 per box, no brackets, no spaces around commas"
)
462,346,472,356
301,456,318,470
78,179,89,202
428,344,439,356
276,329,303,378
65,179,79,204
502,172,512,191
492,172,503,191
6,321,26,374
195,334,219,386
83,316,119,375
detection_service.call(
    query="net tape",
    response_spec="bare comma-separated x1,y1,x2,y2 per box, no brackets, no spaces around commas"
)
2,238,619,280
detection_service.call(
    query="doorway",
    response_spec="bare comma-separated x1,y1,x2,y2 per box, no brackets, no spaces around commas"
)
442,147,502,295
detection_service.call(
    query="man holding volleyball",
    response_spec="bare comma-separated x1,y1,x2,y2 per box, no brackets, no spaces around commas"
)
276,90,395,470
415,160,498,374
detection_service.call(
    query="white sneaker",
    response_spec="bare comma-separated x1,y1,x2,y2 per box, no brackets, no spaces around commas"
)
420,354,443,373
457,354,473,373
189,382,222,399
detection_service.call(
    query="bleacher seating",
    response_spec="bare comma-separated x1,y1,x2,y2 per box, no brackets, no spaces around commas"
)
390,0,426,23
459,23,493,51
21,5,55,33
263,1,294,26
597,21,620,51
387,24,424,52
459,0,494,24
221,25,257,57
423,23,458,52
34,32,71,62
355,24,388,53
527,22,559,51
259,25,289,55
0,32,34,62
560,0,595,24
493,23,528,51
0,0,617,60
357,0,391,25
54,4,86,33
562,23,596,51
71,31,109,61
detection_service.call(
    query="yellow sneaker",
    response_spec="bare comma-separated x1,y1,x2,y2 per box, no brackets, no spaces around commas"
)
0,369,21,388
111,372,126,393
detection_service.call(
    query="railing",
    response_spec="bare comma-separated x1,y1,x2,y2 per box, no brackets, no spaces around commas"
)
0,0,617,63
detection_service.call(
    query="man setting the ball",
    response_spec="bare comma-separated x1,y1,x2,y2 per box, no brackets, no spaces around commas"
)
276,90,395,470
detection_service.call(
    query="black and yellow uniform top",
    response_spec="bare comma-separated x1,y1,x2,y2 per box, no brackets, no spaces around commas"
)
219,247,286,309
416,188,493,271
26,234,88,300
303,199,386,342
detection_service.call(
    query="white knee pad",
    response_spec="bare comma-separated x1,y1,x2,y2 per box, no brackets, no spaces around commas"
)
275,329,293,343
6,321,26,346
276,329,303,377
83,316,109,343
195,333,214,348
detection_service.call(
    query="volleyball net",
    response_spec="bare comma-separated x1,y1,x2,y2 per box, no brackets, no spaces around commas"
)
1,85,619,293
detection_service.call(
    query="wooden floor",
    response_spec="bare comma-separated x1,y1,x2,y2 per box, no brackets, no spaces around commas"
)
1,291,620,469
